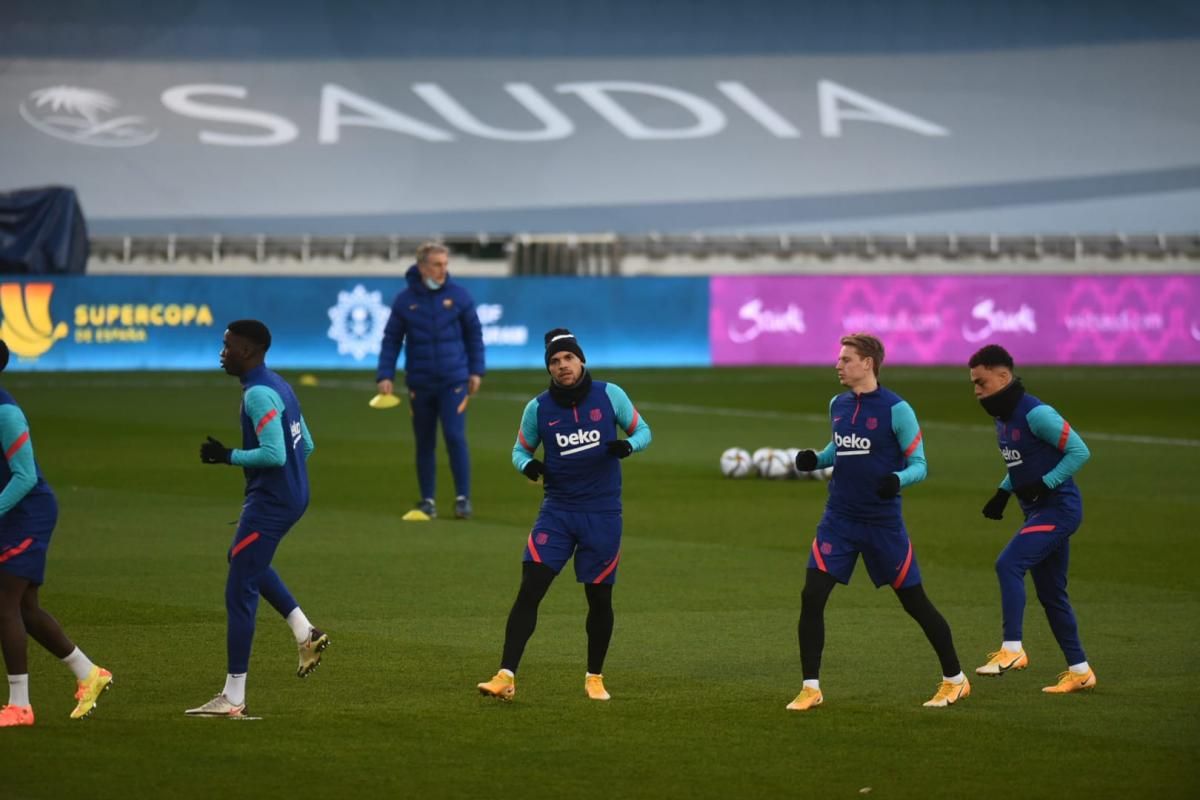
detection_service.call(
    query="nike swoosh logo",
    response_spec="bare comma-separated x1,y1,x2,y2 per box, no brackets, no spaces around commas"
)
548,420,561,426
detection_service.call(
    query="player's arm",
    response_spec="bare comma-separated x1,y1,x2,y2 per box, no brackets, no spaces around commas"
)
0,405,38,517
231,386,287,468
511,398,541,472
604,383,651,453
300,415,315,458
1026,405,1091,489
890,400,928,487
808,396,838,469
375,293,408,383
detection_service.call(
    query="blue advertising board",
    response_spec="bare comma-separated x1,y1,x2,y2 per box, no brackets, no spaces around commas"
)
0,276,710,371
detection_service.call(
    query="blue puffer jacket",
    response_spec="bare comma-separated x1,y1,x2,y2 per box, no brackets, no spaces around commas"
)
375,265,486,389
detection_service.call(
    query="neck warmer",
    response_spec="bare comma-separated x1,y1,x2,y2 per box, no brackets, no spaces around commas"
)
980,377,1025,419
548,368,592,407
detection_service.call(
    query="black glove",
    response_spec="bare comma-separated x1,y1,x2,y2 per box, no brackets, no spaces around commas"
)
521,459,545,481
876,473,901,499
606,440,633,459
981,488,1011,520
200,436,232,465
794,449,818,472
1013,480,1048,504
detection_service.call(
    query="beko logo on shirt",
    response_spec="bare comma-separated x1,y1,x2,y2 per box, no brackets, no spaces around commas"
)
834,432,871,455
1001,446,1023,467
556,429,601,455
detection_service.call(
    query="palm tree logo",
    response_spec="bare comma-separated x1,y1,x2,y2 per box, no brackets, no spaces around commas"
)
20,86,158,147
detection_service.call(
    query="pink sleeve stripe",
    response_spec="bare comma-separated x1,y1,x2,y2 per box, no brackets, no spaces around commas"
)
255,409,278,435
903,430,923,458
518,429,533,451
4,431,29,461
1057,421,1071,451
625,408,640,436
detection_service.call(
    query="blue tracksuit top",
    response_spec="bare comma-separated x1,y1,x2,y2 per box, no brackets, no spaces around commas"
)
375,265,486,389
511,380,651,513
993,392,1088,517
812,385,927,525
235,365,313,528
0,388,56,526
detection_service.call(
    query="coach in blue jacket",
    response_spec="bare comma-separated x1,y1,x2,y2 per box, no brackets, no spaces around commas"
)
376,242,486,520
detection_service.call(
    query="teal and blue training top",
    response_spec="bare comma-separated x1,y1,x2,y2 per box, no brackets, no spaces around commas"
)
236,365,315,528
993,392,1089,515
0,387,56,526
812,385,927,524
512,380,651,512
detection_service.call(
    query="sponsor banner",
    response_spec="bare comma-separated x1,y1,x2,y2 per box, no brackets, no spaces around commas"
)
710,274,1200,365
2,41,1198,233
0,276,708,371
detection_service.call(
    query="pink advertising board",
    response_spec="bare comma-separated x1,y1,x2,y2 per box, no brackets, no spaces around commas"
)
710,275,1200,365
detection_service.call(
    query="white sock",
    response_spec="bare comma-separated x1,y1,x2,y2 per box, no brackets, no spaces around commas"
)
586,672,603,679
62,647,96,681
944,672,966,685
7,674,30,707
223,673,247,706
802,679,820,691
1068,661,1090,674
499,668,514,679
286,608,313,645
1002,640,1022,653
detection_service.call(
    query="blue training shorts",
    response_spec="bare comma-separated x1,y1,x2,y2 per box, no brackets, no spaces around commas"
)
808,512,922,589
523,506,622,584
0,494,58,585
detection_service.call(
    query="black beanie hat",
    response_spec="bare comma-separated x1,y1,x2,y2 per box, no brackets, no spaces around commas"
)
544,328,585,368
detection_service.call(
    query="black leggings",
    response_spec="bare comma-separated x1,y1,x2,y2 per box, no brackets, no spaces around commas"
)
500,562,615,675
797,568,961,680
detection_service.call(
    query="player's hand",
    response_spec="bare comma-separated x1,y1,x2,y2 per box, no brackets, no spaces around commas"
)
522,459,545,482
1013,479,1048,504
377,379,394,395
468,374,482,396
794,449,818,472
876,473,901,499
606,440,633,458
200,436,232,465
982,488,1011,520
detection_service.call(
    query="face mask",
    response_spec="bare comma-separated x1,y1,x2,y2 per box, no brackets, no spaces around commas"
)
423,277,443,291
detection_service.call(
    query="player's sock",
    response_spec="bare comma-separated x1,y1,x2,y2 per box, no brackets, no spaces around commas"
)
61,647,96,681
802,679,820,691
286,607,314,645
498,668,514,679
222,673,247,706
1002,640,1023,653
944,671,966,685
1068,661,1090,674
7,674,30,707
895,583,962,678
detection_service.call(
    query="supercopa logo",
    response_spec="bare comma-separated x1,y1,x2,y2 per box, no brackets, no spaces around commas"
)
20,86,158,147
327,285,391,361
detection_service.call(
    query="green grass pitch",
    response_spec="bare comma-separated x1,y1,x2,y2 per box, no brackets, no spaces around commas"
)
3,366,1198,799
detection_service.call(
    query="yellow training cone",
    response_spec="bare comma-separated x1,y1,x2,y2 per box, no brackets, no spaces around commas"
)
401,509,431,521
369,393,402,410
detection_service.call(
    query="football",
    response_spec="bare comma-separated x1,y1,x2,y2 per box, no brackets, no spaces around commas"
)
750,447,773,475
760,449,793,479
719,447,753,478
